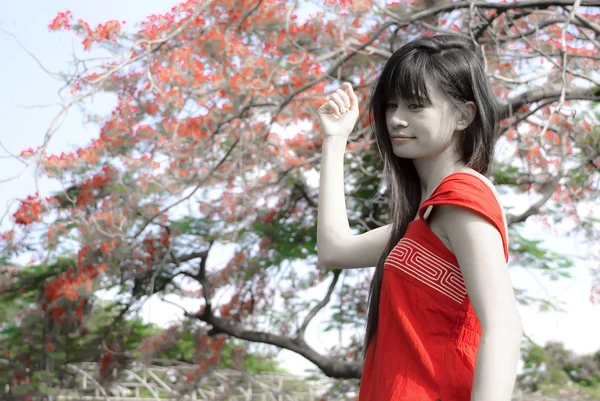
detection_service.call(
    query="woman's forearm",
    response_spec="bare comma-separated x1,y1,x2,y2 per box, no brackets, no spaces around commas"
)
316,136,352,264
471,326,523,401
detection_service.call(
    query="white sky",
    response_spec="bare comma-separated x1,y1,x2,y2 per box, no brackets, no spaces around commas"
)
1,0,599,377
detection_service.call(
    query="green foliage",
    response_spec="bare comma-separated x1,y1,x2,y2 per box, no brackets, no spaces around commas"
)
537,383,600,399
151,327,197,362
323,281,366,333
346,149,388,231
491,164,522,186
509,231,575,312
220,340,286,374
511,234,574,280
170,216,216,238
252,220,317,265
513,288,567,312
521,343,548,369
1,258,75,304
1,296,285,398
127,320,286,373
518,341,600,394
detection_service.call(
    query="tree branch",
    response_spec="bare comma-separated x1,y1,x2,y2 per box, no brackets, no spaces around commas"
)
131,136,241,239
177,250,209,264
297,270,342,339
293,179,317,208
175,262,360,378
474,9,501,41
482,17,596,44
274,20,396,116
274,0,599,120
191,308,362,379
574,12,600,37
506,177,561,225
501,85,600,120
421,0,600,14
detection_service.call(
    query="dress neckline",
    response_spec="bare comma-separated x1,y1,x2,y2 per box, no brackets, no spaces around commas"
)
410,171,476,223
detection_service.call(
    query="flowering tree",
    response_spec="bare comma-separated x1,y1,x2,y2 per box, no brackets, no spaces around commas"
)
1,0,599,398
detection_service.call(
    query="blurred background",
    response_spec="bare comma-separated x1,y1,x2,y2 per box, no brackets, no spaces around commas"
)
1,0,599,400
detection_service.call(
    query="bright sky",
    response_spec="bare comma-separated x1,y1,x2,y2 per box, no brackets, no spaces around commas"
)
1,1,599,377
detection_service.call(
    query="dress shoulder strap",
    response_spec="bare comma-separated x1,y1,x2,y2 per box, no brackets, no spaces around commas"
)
418,172,509,261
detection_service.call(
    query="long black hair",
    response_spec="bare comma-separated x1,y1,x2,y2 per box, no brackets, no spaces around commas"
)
364,34,500,352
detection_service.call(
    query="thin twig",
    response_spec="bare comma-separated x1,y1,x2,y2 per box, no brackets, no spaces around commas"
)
297,270,342,339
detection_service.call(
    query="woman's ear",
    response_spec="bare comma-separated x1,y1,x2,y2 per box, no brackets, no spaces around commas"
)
456,101,476,131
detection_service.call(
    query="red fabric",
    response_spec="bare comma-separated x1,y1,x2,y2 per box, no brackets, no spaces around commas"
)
359,172,509,401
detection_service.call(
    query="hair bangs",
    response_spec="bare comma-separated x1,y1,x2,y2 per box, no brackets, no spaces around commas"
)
384,53,433,107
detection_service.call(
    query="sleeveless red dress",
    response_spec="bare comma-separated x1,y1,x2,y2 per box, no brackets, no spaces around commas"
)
358,172,509,401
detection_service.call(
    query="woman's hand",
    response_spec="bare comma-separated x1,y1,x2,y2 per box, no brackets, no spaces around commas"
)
317,82,360,139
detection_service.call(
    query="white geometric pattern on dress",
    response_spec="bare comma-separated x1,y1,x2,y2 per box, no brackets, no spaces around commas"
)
385,238,467,304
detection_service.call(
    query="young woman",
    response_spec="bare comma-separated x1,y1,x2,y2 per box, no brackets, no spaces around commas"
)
316,35,523,401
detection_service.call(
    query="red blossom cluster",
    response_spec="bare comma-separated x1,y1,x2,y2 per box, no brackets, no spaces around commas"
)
13,195,45,225
43,262,105,306
219,292,254,319
47,10,72,31
193,333,227,366
324,0,354,7
47,10,123,50
42,246,107,326
139,327,181,363
79,19,122,50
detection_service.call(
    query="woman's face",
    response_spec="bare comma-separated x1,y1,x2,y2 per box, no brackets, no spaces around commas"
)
384,82,461,160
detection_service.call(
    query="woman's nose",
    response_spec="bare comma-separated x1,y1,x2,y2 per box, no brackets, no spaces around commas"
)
390,114,408,128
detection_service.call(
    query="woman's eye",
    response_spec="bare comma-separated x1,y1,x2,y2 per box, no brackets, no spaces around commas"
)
408,104,423,110
387,103,397,109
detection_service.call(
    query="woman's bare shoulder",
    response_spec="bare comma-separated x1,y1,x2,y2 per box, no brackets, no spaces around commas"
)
452,167,508,233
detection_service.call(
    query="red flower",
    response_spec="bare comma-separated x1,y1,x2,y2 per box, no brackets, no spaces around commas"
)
48,10,73,31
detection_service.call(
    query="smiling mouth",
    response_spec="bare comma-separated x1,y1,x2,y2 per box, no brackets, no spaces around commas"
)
391,136,415,142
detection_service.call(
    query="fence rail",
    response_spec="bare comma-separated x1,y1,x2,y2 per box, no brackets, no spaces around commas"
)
37,361,340,401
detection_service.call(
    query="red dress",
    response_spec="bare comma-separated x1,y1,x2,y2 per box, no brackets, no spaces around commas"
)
359,172,509,401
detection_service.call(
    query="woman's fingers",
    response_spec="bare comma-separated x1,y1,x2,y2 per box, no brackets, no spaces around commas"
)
343,83,358,109
336,88,351,109
318,82,357,119
324,98,341,117
330,92,346,113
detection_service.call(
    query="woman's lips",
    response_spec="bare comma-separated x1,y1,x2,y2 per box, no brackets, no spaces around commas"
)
391,136,414,143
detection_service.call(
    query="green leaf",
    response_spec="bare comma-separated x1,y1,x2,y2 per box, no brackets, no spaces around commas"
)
32,371,44,380
48,351,66,359
37,383,58,395
13,383,34,395
0,326,20,336
511,234,574,281
170,216,214,236
107,183,127,193
491,164,521,185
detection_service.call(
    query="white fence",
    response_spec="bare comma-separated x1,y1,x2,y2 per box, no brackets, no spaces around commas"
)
41,361,338,401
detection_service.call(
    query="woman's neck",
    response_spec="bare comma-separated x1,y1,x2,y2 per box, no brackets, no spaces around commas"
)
412,145,468,203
